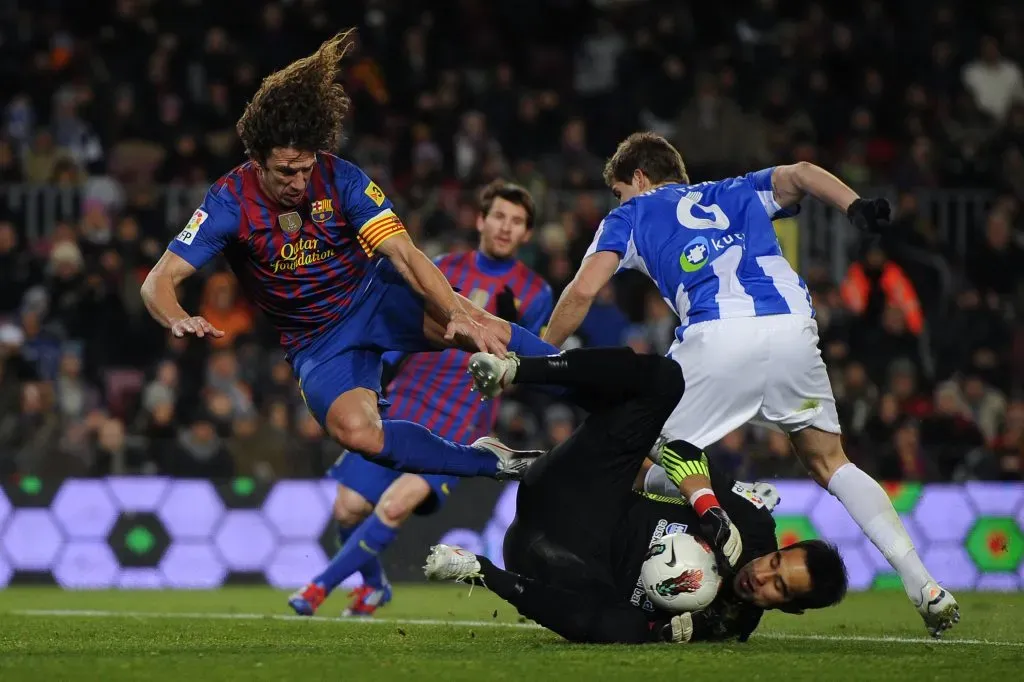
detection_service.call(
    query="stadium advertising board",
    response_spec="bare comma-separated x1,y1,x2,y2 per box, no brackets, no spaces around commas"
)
0,477,1021,590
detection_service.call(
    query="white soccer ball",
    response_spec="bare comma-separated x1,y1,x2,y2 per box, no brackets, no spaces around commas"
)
641,532,722,613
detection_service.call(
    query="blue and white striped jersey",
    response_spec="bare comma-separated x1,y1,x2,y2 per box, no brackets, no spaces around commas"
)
585,167,813,341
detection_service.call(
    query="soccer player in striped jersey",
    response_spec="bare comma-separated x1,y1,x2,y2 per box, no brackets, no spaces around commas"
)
141,34,558,486
289,180,552,616
476,132,958,637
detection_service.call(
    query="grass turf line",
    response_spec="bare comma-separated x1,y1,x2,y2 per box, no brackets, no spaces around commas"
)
0,586,1020,682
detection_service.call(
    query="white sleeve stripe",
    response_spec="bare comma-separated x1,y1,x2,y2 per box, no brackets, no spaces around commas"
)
756,189,784,218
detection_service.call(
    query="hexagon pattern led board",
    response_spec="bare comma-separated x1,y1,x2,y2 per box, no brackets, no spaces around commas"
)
0,479,1019,589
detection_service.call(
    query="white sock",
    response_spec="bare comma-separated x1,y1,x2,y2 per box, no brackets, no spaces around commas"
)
827,463,933,601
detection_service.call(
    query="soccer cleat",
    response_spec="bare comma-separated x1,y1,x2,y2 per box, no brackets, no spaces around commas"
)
468,352,520,399
472,436,542,481
288,582,327,616
915,582,960,638
423,544,483,582
341,584,393,617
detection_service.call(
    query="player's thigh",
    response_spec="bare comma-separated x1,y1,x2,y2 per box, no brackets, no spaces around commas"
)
362,258,442,353
758,316,841,436
298,347,383,428
327,451,396,522
662,320,767,449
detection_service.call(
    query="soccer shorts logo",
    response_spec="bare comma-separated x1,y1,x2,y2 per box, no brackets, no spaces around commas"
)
175,208,208,246
364,181,386,207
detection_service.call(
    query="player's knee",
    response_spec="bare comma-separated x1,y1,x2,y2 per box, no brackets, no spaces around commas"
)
376,476,432,527
334,487,373,527
327,410,383,455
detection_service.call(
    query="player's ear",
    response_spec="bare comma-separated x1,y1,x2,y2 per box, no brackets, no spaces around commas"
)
476,212,487,234
778,604,805,615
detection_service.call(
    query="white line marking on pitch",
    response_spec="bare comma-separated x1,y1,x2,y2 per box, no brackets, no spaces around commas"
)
11,609,1023,648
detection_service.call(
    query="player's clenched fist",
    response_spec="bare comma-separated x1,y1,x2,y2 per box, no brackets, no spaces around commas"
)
170,315,225,339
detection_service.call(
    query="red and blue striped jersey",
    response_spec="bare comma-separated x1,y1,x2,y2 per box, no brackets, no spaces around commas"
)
167,153,405,353
385,251,553,443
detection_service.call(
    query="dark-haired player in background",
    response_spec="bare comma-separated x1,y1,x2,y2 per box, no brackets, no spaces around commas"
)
427,347,847,643
140,33,558,486
289,181,552,616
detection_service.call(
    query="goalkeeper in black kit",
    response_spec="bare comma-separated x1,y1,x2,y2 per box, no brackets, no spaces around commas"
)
424,347,848,643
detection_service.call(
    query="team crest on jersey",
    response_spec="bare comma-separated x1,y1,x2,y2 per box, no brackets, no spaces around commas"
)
311,199,333,223
279,211,302,234
680,236,710,272
364,181,386,207
665,523,688,536
468,289,490,308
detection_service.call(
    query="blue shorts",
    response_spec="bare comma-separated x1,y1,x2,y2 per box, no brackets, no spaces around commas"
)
328,451,459,516
291,259,435,426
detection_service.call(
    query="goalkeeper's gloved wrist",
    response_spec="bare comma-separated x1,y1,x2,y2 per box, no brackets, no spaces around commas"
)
700,507,743,568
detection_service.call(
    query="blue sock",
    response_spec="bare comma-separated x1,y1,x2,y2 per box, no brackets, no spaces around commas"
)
508,323,559,357
315,514,397,594
378,420,499,476
336,521,385,586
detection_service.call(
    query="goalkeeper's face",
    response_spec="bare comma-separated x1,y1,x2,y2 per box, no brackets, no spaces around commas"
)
733,548,812,609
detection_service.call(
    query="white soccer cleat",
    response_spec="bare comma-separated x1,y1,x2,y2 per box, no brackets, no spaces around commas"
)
472,436,541,481
424,544,483,582
915,582,960,638
468,352,519,399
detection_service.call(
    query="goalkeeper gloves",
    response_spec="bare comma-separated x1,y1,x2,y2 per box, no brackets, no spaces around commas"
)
659,613,694,644
495,285,519,323
846,197,891,233
700,506,743,569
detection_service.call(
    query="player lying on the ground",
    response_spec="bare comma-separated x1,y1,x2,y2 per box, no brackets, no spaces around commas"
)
140,31,556,484
486,132,958,637
288,180,552,617
427,347,847,644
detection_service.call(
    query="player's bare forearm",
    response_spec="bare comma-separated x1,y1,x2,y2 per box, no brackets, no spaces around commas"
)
543,284,592,347
141,251,195,328
377,234,460,320
544,251,620,346
771,162,859,212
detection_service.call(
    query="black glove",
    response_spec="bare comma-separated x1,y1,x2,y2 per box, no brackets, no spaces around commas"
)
495,285,519,323
847,197,891,233
699,506,742,572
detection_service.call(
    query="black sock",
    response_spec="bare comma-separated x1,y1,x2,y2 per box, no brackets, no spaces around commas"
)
475,556,524,599
514,347,655,394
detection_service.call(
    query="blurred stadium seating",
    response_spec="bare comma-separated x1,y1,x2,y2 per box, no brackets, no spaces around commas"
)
0,0,1023,486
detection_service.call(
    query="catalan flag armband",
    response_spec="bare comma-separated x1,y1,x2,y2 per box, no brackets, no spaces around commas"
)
356,209,407,255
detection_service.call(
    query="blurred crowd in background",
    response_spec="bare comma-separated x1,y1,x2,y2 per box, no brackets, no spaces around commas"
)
1,0,1023,482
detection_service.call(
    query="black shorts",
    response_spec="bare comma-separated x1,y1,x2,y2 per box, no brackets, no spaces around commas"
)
504,355,684,589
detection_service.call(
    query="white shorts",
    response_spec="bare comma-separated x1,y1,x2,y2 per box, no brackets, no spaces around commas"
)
662,314,840,450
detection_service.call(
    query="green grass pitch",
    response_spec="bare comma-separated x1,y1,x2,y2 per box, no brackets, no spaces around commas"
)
1,587,1021,681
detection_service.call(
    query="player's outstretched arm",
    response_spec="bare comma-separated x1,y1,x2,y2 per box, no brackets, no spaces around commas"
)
375,233,506,355
141,250,225,339
771,162,891,234
543,251,619,347
771,162,858,211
